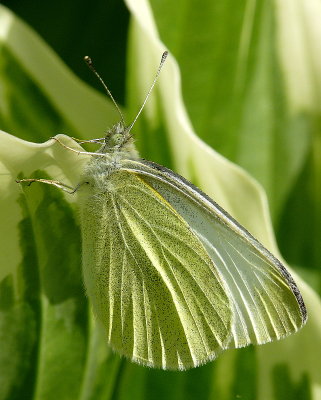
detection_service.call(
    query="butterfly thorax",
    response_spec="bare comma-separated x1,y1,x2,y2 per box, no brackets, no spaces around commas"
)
80,122,139,193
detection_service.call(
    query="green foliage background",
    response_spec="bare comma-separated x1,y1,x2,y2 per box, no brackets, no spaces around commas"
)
0,0,320,399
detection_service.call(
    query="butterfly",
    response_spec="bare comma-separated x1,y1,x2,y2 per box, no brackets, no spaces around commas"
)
18,51,307,370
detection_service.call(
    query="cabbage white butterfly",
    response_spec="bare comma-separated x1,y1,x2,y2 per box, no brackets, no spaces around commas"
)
18,51,307,370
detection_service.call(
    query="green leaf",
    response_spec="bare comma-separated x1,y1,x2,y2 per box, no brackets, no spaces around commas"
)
0,5,120,142
143,0,321,282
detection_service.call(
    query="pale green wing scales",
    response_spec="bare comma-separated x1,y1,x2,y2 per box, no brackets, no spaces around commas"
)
121,159,307,349
79,169,232,370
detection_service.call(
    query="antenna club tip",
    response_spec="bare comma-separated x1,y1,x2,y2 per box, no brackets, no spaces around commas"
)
162,51,169,60
84,56,92,65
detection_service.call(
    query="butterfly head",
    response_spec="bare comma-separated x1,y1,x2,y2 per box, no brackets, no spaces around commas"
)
97,122,137,158
84,51,168,159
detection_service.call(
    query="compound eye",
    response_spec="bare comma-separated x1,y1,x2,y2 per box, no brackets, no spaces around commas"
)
110,134,123,147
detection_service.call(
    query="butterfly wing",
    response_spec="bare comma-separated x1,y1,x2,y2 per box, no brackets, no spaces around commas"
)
120,159,307,349
80,168,232,370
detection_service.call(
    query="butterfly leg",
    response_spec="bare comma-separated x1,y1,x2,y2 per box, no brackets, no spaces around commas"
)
50,136,106,157
69,136,106,145
16,178,87,194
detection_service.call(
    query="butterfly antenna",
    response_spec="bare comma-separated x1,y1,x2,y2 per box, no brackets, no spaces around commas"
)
127,51,168,134
84,56,125,126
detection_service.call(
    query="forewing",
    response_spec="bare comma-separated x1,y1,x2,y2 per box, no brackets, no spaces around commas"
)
80,170,232,370
121,159,307,349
